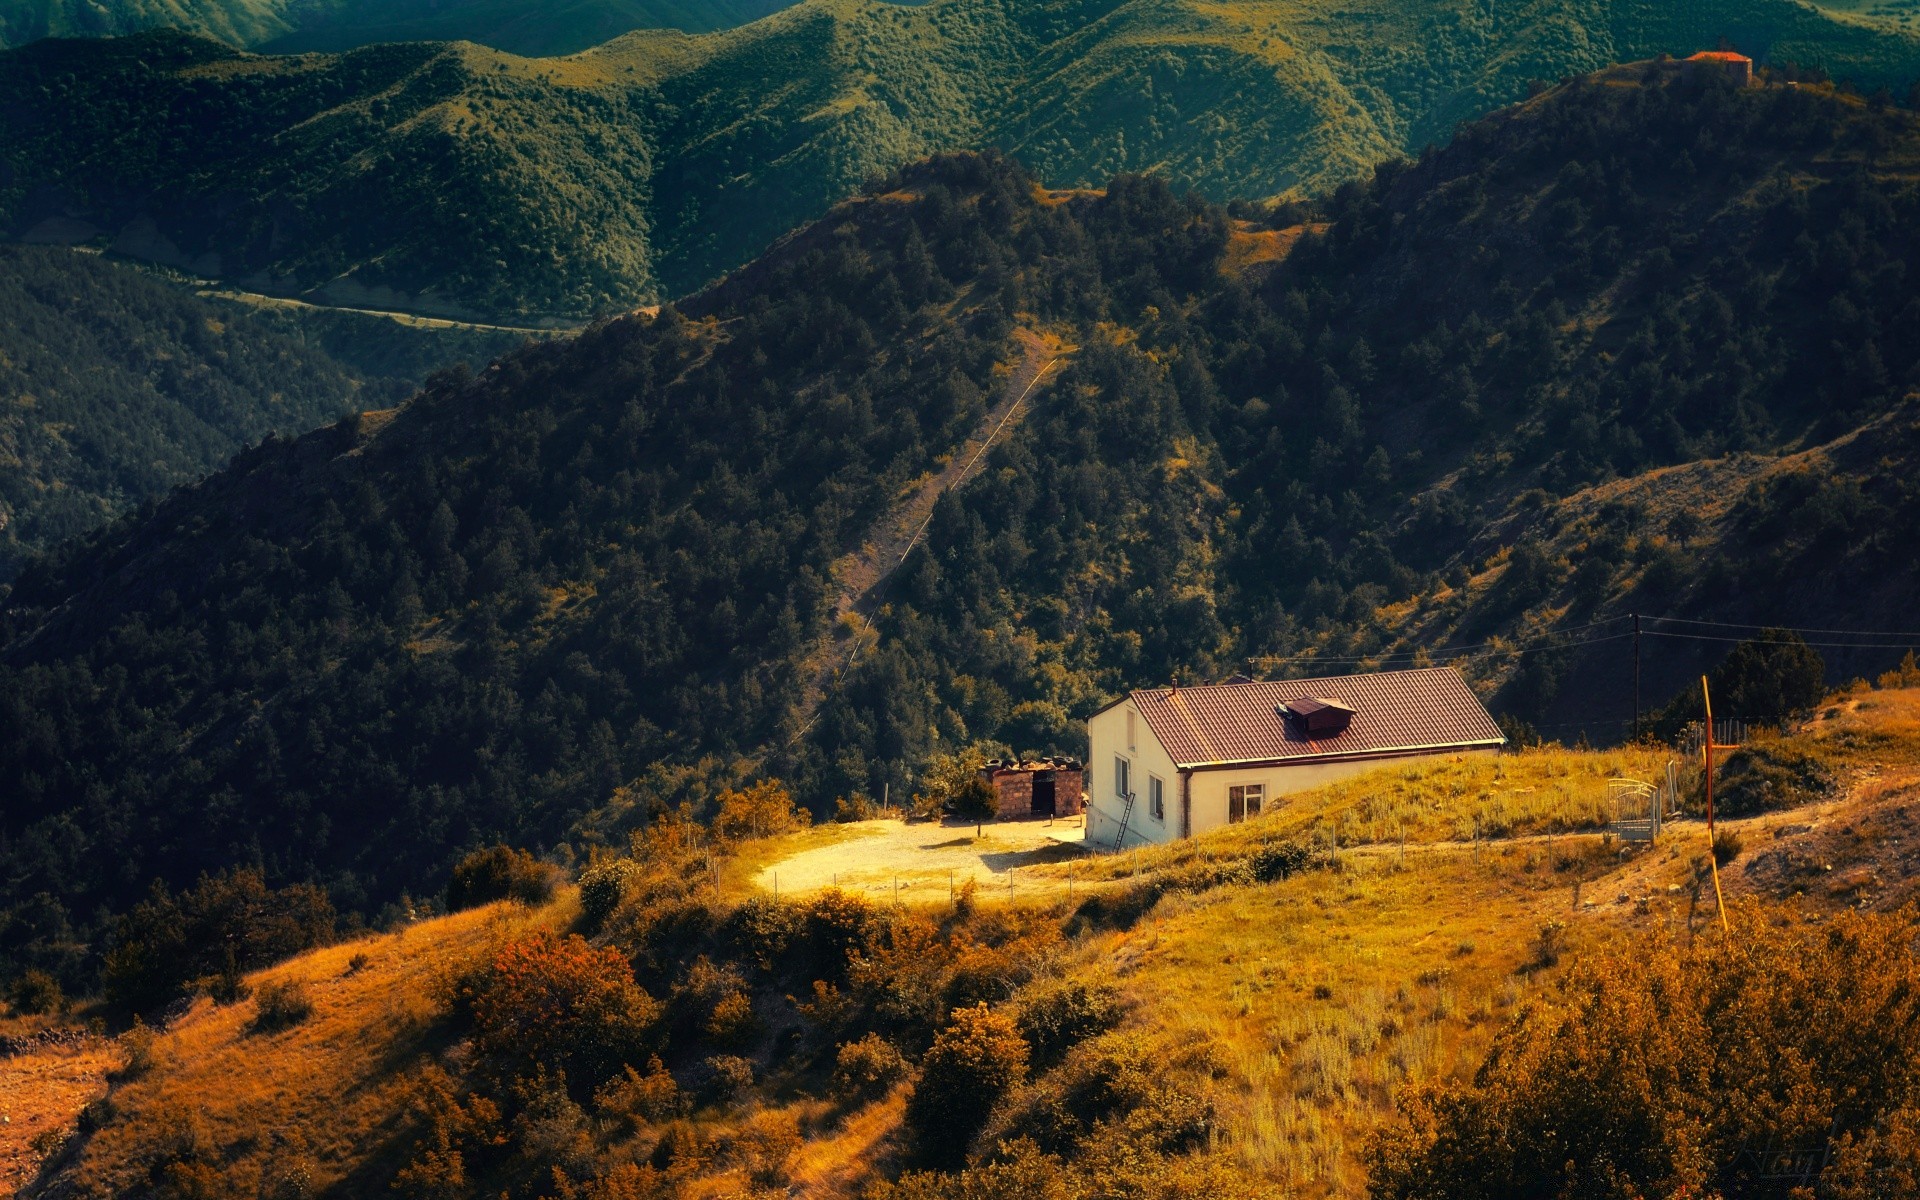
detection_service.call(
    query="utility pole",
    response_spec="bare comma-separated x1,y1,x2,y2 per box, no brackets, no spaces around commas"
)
1632,612,1642,743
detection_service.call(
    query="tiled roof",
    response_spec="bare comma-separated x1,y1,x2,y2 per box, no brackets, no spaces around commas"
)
1686,51,1751,63
1127,667,1505,769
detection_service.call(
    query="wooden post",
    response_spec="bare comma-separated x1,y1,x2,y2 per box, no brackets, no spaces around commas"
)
949,869,954,909
1702,677,1729,932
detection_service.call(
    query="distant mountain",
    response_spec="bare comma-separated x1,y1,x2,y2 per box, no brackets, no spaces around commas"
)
0,245,528,577
6,0,1920,321
0,0,797,55
7,69,1920,991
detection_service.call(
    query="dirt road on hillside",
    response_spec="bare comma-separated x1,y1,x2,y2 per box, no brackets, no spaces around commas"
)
790,331,1067,737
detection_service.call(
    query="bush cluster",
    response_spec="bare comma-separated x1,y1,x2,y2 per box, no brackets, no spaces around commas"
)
103,869,335,1015
446,846,559,911
1368,906,1920,1198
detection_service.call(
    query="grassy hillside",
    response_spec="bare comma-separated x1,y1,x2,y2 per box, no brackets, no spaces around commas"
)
0,246,525,577
0,0,797,54
17,689,1920,1198
6,72,1920,996
7,0,1920,318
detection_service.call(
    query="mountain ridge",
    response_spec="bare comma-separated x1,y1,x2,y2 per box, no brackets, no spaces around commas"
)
6,0,1920,320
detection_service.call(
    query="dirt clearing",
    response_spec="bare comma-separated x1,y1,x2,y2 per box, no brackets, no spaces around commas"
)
752,817,1091,903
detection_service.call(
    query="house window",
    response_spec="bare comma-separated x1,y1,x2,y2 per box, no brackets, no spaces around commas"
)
1149,775,1165,821
1126,709,1136,750
1115,756,1131,802
1228,783,1265,824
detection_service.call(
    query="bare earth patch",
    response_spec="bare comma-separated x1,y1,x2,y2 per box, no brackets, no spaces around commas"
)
0,1037,116,1194
752,817,1088,903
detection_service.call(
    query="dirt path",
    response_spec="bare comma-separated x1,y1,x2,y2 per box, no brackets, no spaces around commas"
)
754,817,1090,903
196,288,577,336
0,1037,117,1194
790,331,1067,736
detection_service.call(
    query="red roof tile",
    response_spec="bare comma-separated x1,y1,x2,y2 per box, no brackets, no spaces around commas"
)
1686,51,1751,64
1127,667,1505,769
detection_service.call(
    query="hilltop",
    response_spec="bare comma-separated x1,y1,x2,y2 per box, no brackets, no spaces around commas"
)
6,69,1920,993
12,686,1920,1198
0,0,797,55
7,0,1920,318
0,246,528,577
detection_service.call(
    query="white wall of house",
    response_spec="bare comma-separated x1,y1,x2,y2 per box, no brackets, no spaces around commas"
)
1185,748,1501,836
1085,700,1182,849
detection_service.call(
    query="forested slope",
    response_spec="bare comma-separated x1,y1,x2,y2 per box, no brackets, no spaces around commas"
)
0,247,523,577
7,0,1920,319
6,71,1920,991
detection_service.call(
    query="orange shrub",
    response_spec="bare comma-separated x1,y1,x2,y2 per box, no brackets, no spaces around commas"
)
458,932,660,1086
907,1004,1029,1168
712,780,810,843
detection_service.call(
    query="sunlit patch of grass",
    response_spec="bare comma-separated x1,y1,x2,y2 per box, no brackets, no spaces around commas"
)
53,899,567,1199
1047,744,1672,888
1065,851,1610,1197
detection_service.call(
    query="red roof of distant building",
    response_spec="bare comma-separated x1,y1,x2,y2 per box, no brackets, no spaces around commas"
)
1686,51,1751,64
1117,666,1505,769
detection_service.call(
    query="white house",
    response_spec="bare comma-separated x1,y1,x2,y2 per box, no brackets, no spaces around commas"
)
1085,666,1506,848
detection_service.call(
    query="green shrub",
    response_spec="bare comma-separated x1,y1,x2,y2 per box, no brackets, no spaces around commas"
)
577,858,642,931
694,1054,754,1107
1247,840,1312,883
1015,979,1124,1068
833,1032,909,1104
446,846,558,911
8,968,65,1015
907,1004,1030,1168
251,979,315,1033
1713,742,1837,816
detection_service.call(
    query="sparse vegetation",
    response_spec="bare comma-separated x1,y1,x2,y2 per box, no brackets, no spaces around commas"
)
250,978,315,1032
1367,906,1920,1200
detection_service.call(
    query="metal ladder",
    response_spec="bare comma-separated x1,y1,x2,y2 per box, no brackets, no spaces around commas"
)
1112,790,1137,850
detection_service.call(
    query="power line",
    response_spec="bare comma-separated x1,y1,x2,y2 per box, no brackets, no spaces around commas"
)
1251,613,1918,674
1641,630,1920,651
1644,615,1920,640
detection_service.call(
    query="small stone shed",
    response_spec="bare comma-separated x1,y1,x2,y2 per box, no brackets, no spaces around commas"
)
979,758,1085,820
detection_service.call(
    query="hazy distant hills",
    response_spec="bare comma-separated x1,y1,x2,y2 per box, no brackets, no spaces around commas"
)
7,69,1920,955
0,0,797,55
5,0,1920,321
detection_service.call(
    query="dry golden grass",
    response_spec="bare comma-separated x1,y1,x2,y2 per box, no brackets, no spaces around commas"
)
42,696,1919,1200
0,1039,117,1193
1071,847,1633,1196
1048,744,1673,889
46,898,569,1200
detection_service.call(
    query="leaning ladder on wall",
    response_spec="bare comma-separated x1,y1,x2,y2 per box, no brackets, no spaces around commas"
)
1112,790,1138,850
